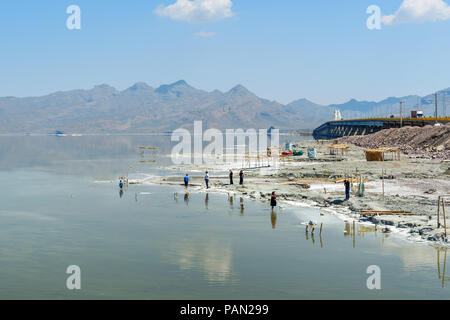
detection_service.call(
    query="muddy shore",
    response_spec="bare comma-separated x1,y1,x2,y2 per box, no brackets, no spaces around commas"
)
134,140,450,246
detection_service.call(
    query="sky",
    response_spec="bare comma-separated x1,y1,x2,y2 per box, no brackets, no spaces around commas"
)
0,0,449,105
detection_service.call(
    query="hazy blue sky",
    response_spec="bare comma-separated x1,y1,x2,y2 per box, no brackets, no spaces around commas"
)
0,0,449,105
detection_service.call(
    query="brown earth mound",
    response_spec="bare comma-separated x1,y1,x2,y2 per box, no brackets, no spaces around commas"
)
339,123,450,159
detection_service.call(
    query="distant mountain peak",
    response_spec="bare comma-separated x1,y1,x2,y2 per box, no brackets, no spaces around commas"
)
126,82,152,91
172,80,188,86
294,98,314,104
94,84,115,89
227,84,256,98
229,84,248,92
155,80,192,94
92,84,118,91
91,84,119,95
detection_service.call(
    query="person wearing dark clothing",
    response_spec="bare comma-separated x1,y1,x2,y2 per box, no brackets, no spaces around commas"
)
229,170,234,185
270,192,277,210
344,180,351,200
239,170,244,185
184,174,189,189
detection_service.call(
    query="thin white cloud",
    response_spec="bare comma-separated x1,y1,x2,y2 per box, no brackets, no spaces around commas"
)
382,0,450,25
194,31,216,38
155,0,233,23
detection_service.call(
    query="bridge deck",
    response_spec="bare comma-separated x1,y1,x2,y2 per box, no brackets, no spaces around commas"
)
313,117,450,140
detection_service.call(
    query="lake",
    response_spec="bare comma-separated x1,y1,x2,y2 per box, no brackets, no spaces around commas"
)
0,135,448,299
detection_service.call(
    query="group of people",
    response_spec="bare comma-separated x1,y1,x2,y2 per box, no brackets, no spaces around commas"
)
227,169,244,186
121,170,349,211
183,169,245,190
182,170,280,211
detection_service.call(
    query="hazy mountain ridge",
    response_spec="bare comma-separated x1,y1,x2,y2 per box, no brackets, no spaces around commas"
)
0,81,448,133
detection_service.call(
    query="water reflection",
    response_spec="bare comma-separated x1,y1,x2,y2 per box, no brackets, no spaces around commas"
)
228,194,234,209
437,249,449,288
170,238,235,284
184,192,190,206
205,193,209,210
0,135,173,178
271,212,277,229
343,221,390,248
305,230,324,248
240,197,245,215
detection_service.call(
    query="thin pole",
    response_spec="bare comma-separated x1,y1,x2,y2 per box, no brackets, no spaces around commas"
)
443,92,447,117
353,220,356,249
435,92,439,124
443,250,447,288
438,249,441,279
438,196,441,228
400,101,403,127
444,199,447,238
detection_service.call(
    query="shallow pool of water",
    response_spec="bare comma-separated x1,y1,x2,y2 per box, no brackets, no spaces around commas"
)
0,135,448,299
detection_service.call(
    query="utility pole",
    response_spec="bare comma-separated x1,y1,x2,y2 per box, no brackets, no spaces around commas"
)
435,92,439,124
399,101,403,127
443,91,447,117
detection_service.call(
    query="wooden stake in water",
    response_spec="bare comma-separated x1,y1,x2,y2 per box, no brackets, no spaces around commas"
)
443,199,447,238
443,250,447,289
438,249,441,279
438,196,441,228
353,221,356,249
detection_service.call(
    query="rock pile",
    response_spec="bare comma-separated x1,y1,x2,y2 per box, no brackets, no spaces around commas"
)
339,123,450,160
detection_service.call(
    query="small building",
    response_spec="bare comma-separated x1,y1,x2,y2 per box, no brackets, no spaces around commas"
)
411,110,424,118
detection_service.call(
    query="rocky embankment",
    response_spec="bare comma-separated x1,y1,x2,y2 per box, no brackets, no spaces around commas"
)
338,124,450,160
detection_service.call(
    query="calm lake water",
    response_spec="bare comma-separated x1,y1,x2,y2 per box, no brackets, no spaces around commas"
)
0,135,449,300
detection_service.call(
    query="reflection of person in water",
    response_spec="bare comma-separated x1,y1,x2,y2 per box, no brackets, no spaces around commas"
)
228,194,233,208
119,189,124,198
240,197,244,215
271,211,277,229
184,192,190,206
344,223,351,237
205,193,209,210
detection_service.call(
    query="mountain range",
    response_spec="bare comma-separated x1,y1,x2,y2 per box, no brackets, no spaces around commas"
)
0,80,448,133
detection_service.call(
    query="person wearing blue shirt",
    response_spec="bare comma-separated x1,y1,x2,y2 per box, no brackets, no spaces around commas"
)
205,171,210,189
184,174,189,189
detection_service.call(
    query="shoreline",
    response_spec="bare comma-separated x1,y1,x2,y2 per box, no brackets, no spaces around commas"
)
129,177,447,249
128,138,450,248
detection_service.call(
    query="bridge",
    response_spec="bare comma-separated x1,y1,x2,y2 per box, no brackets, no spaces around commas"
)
312,117,450,140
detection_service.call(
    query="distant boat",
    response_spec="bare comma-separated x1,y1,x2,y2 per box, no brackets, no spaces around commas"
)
53,130,66,137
